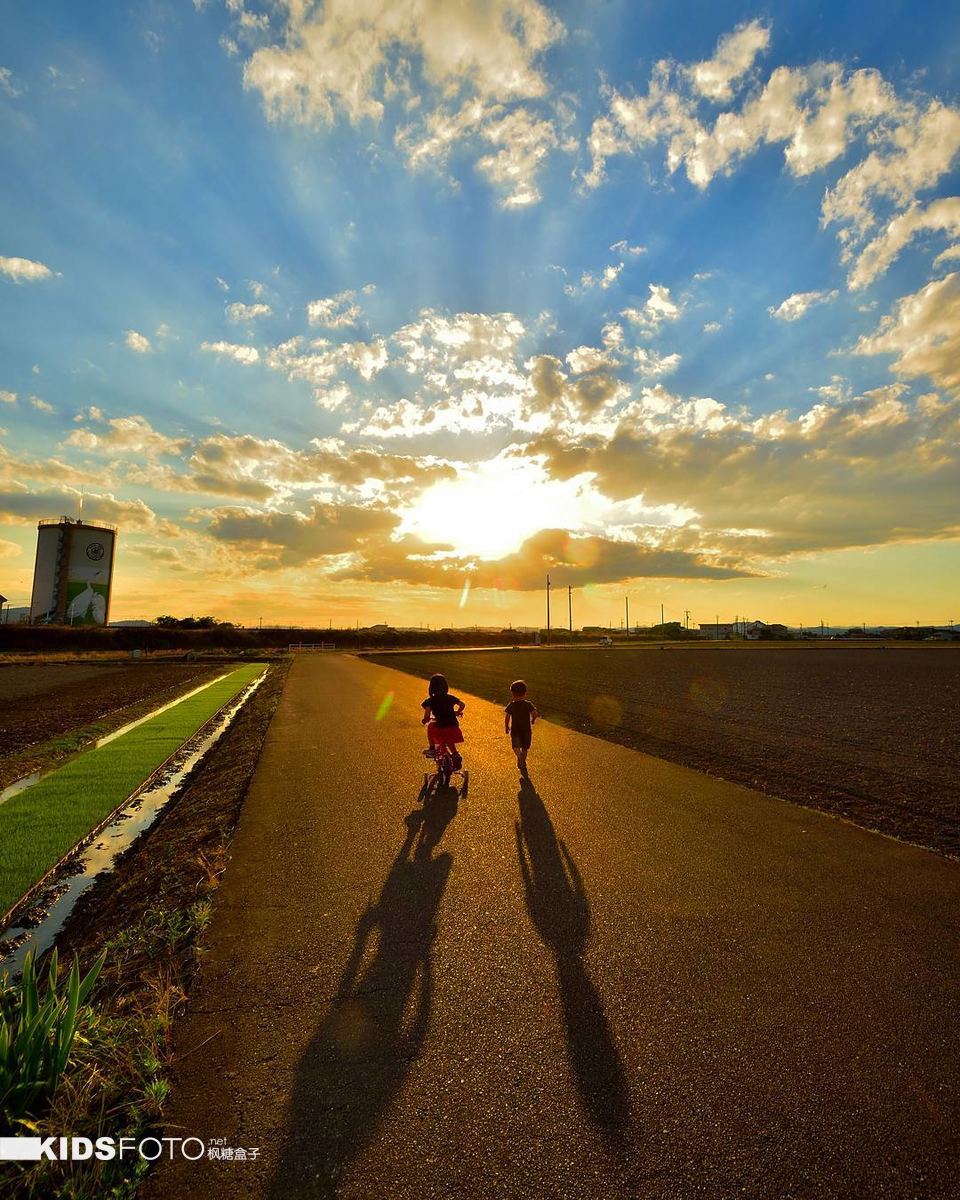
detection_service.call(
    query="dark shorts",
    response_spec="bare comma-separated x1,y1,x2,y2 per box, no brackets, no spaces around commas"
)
511,731,531,750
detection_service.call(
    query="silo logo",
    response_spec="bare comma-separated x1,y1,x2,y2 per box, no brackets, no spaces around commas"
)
86,542,105,561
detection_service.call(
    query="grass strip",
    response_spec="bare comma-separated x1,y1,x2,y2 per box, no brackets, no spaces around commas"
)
0,665,264,919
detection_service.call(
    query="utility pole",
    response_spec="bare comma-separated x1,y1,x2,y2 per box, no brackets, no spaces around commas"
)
545,573,551,642
716,614,719,640
625,595,630,637
684,609,690,630
660,602,664,627
568,584,573,633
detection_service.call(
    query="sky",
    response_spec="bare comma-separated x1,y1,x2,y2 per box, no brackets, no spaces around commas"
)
1,0,959,631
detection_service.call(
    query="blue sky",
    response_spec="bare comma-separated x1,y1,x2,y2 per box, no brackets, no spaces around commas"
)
1,1,959,628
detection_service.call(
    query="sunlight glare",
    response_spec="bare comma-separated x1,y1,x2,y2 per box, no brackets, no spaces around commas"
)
399,458,589,559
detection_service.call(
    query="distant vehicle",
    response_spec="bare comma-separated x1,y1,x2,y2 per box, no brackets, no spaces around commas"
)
598,636,614,646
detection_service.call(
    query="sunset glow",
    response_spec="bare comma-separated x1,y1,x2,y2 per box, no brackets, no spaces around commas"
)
1,2,958,629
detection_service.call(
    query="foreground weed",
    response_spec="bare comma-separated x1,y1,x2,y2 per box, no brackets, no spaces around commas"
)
0,905,212,1198
0,949,105,1135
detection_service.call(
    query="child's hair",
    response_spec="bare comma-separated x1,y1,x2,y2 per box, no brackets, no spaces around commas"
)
510,679,528,696
429,673,449,697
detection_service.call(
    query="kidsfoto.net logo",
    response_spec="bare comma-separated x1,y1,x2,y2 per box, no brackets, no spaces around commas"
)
0,1136,206,1163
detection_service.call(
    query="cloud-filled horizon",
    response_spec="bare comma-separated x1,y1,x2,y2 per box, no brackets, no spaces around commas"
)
1,1,958,629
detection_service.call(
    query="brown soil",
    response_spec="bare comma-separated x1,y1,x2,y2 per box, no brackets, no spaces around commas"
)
0,662,224,786
370,645,960,858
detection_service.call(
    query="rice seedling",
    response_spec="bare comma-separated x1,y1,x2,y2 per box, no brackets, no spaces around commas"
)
0,665,264,918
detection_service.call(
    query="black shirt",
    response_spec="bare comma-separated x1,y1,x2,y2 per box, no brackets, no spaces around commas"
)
422,694,462,727
505,698,536,734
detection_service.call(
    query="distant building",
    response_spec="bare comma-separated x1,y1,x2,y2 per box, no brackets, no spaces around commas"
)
699,621,738,638
30,517,118,626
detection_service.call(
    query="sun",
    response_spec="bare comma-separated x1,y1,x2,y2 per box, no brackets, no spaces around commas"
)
399,457,588,560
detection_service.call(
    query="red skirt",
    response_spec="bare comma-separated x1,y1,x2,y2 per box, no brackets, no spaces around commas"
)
427,721,464,748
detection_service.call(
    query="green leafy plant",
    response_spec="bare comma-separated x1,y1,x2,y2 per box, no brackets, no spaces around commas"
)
0,948,105,1134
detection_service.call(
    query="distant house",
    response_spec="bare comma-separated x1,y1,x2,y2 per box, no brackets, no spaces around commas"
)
699,621,738,638
698,620,791,640
368,623,391,633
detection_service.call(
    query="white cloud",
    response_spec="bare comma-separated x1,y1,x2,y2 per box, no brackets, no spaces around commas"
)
0,255,54,282
241,0,563,126
846,197,960,290
688,20,770,102
0,390,16,404
609,240,645,256
768,289,838,321
307,290,363,328
703,321,721,334
264,335,389,396
397,97,559,208
621,284,682,330
528,383,960,559
579,13,955,287
822,102,960,238
475,106,558,207
584,53,904,194
201,340,261,365
226,301,272,323
125,329,152,353
240,1,564,207
633,348,681,377
566,345,616,374
566,261,624,295
66,414,189,457
0,67,22,98
29,397,54,413
854,273,960,396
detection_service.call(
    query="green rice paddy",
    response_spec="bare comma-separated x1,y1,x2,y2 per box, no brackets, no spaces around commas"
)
0,665,265,920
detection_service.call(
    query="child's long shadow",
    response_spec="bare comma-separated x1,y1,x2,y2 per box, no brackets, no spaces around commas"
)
515,778,632,1150
267,810,453,1198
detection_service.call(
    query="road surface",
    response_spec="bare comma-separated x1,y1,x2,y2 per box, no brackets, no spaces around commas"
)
150,654,960,1199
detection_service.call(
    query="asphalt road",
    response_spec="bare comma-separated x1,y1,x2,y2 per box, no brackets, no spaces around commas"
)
150,654,960,1200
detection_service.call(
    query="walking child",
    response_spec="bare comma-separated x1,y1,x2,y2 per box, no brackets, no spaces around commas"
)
504,679,538,777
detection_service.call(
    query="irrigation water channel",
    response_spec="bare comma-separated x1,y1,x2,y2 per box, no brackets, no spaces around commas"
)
0,669,267,975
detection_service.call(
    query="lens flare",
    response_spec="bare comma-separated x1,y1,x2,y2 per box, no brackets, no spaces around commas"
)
375,691,394,721
589,694,622,729
459,578,471,608
688,678,726,712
